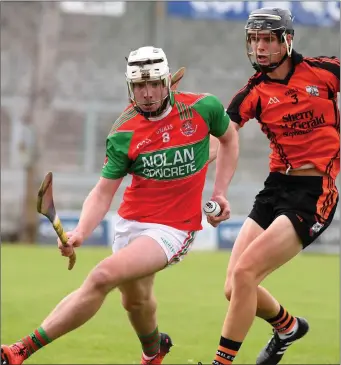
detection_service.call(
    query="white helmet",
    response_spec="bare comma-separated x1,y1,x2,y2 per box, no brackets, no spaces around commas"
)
126,46,171,116
126,46,170,82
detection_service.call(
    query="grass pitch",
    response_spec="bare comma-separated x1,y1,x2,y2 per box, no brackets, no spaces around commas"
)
1,244,339,364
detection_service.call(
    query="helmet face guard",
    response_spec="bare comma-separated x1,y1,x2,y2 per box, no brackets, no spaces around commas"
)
127,76,170,117
126,47,171,118
245,8,294,73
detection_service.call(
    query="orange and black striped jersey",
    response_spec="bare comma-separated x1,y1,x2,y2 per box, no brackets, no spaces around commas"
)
227,50,340,179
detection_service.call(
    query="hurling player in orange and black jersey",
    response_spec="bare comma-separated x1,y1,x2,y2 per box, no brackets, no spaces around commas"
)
210,8,340,365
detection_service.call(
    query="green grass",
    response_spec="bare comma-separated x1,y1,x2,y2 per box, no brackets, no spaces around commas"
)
1,244,339,364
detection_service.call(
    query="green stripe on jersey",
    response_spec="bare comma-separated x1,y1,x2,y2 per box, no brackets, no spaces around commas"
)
175,101,193,121
130,136,209,180
191,94,230,137
109,107,138,135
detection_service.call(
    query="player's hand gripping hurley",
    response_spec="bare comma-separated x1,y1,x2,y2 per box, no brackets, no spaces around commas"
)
37,172,76,270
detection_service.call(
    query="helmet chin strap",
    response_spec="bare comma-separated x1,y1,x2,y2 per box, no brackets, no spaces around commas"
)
134,95,170,118
252,52,289,73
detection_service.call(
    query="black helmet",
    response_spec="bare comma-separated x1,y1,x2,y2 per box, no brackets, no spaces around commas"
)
245,8,295,73
245,8,294,39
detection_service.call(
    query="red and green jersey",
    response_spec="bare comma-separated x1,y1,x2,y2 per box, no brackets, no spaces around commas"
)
102,91,230,231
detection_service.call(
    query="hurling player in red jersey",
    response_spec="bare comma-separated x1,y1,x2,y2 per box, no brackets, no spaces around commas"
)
1,46,239,365
209,7,339,365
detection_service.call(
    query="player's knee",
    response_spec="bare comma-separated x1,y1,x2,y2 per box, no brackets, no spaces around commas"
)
87,266,118,293
121,293,155,313
233,262,256,288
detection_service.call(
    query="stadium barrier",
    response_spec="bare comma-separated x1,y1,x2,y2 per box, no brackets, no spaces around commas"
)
37,211,339,254
38,211,114,247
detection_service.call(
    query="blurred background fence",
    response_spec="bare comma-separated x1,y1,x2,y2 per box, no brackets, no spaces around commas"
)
1,1,340,252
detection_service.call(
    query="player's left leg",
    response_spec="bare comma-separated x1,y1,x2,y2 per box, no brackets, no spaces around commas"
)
119,276,173,364
212,215,303,365
255,175,339,365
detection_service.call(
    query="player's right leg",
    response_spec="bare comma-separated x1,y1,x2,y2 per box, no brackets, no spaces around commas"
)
1,235,169,364
119,277,173,364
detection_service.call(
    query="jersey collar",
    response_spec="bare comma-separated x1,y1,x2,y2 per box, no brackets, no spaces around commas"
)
263,50,304,85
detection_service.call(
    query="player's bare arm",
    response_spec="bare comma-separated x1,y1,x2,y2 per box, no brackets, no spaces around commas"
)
208,122,239,227
231,121,240,131
58,177,123,258
208,135,219,163
213,122,239,197
76,177,122,240
208,122,239,164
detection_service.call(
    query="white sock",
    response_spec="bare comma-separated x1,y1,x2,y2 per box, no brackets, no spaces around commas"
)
278,318,299,339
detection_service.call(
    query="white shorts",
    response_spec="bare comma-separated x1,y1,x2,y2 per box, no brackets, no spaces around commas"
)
113,215,197,265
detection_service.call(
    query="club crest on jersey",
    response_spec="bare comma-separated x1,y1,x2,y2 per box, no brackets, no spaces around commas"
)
306,85,319,97
180,120,197,136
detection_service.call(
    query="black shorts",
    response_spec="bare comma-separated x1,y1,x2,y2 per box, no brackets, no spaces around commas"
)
249,172,339,248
